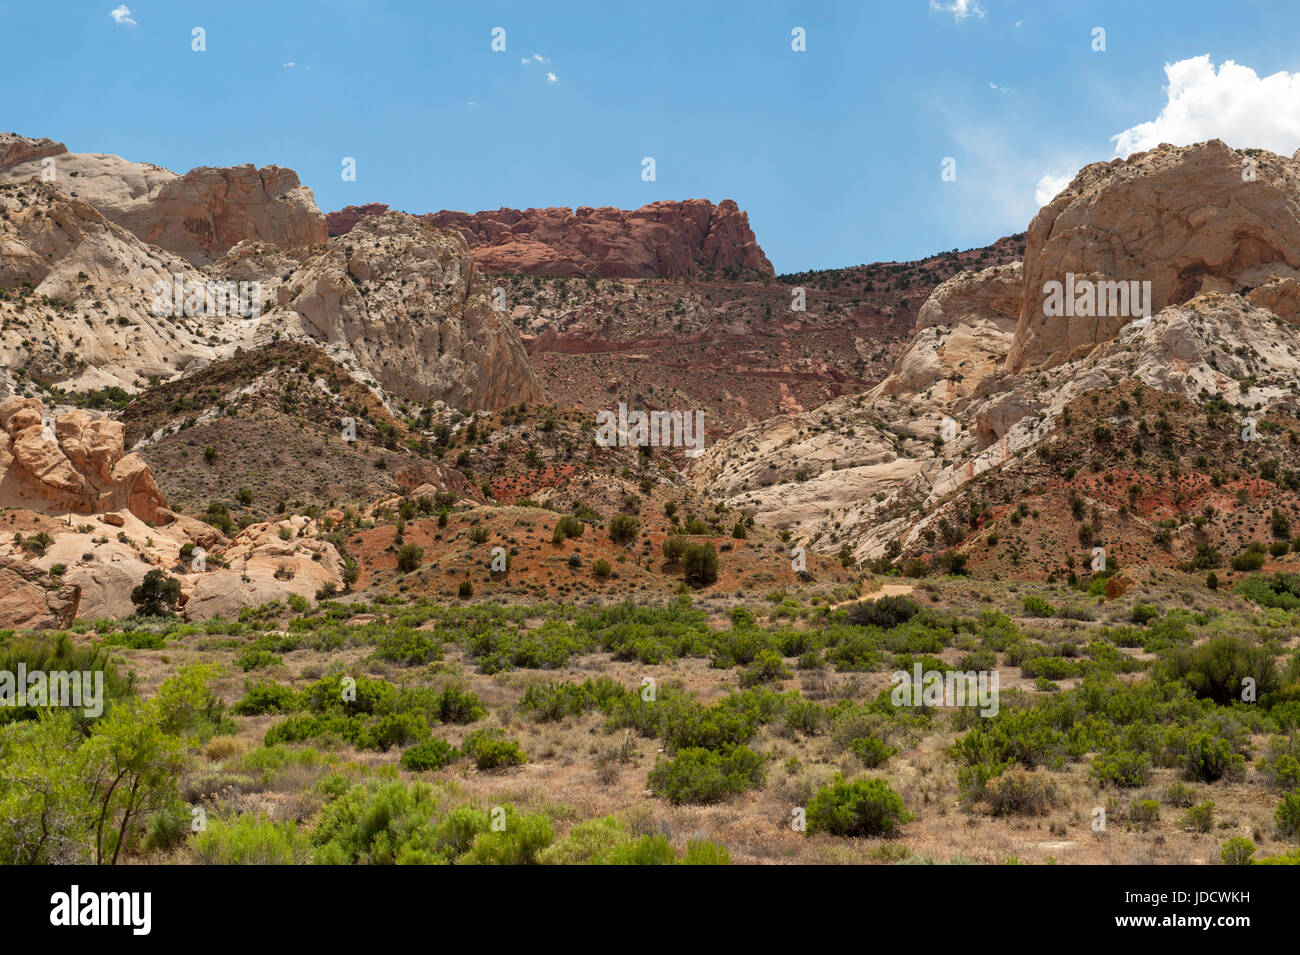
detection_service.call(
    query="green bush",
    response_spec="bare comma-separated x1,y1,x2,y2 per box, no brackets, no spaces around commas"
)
461,728,527,770
739,650,792,687
1182,800,1215,833
396,544,424,573
847,595,919,628
805,775,912,837
190,815,311,865
1089,748,1152,788
1181,730,1246,783
647,745,765,805
1276,791,1300,836
849,735,896,769
1021,595,1055,618
683,542,719,587
1220,837,1256,865
400,738,460,772
608,513,640,545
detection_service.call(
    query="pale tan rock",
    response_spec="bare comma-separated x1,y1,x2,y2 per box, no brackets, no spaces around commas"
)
1246,276,1300,324
282,211,541,409
184,516,344,619
1008,140,1300,373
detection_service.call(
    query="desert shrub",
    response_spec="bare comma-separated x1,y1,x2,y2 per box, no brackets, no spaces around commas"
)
608,513,639,544
1092,748,1154,789
235,648,281,671
983,766,1057,816
1021,595,1055,618
847,595,919,629
592,559,612,579
1129,799,1161,827
190,815,310,864
662,534,687,564
1235,572,1300,610
682,542,719,587
399,738,459,772
1182,800,1215,833
1258,738,1300,790
553,515,584,542
456,807,553,865
395,544,424,573
1164,781,1196,807
519,677,630,721
232,680,301,716
371,628,444,666
461,728,527,770
1220,837,1256,865
1276,791,1300,836
647,745,765,804
1130,604,1159,625
1162,636,1279,705
311,781,446,864
849,735,896,768
806,775,912,838
1181,730,1246,783
739,650,792,687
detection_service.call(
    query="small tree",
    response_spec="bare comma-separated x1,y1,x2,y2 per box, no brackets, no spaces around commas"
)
608,513,639,545
129,570,181,618
396,544,424,573
683,542,719,587
661,534,687,564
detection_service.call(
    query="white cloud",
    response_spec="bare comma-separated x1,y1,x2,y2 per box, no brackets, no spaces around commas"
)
282,62,296,68
930,0,985,21
1111,56,1300,157
1034,172,1073,206
109,5,136,26
533,53,546,63
546,72,558,84
466,101,480,108
989,82,1012,94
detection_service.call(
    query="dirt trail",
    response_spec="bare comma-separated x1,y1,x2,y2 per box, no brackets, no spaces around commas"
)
827,579,915,611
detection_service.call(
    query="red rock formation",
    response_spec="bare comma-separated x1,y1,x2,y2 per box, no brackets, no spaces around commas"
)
328,199,774,278
326,203,390,236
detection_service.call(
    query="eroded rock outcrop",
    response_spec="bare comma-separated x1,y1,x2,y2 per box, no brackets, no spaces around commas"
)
0,555,80,630
332,199,774,278
0,398,168,522
1008,140,1300,373
281,211,541,408
0,134,327,265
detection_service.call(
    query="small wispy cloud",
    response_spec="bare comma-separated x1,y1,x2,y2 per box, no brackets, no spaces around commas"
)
110,5,136,27
282,61,296,69
930,0,985,21
466,101,480,108
989,82,1012,94
546,72,558,84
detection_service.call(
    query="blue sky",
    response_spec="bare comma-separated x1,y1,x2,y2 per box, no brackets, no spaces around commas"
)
3,1,1300,272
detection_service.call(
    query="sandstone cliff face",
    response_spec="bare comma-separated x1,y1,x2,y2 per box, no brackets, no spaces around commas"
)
279,211,541,408
0,134,327,265
696,141,1300,563
1008,140,1300,373
0,397,168,522
332,199,774,278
